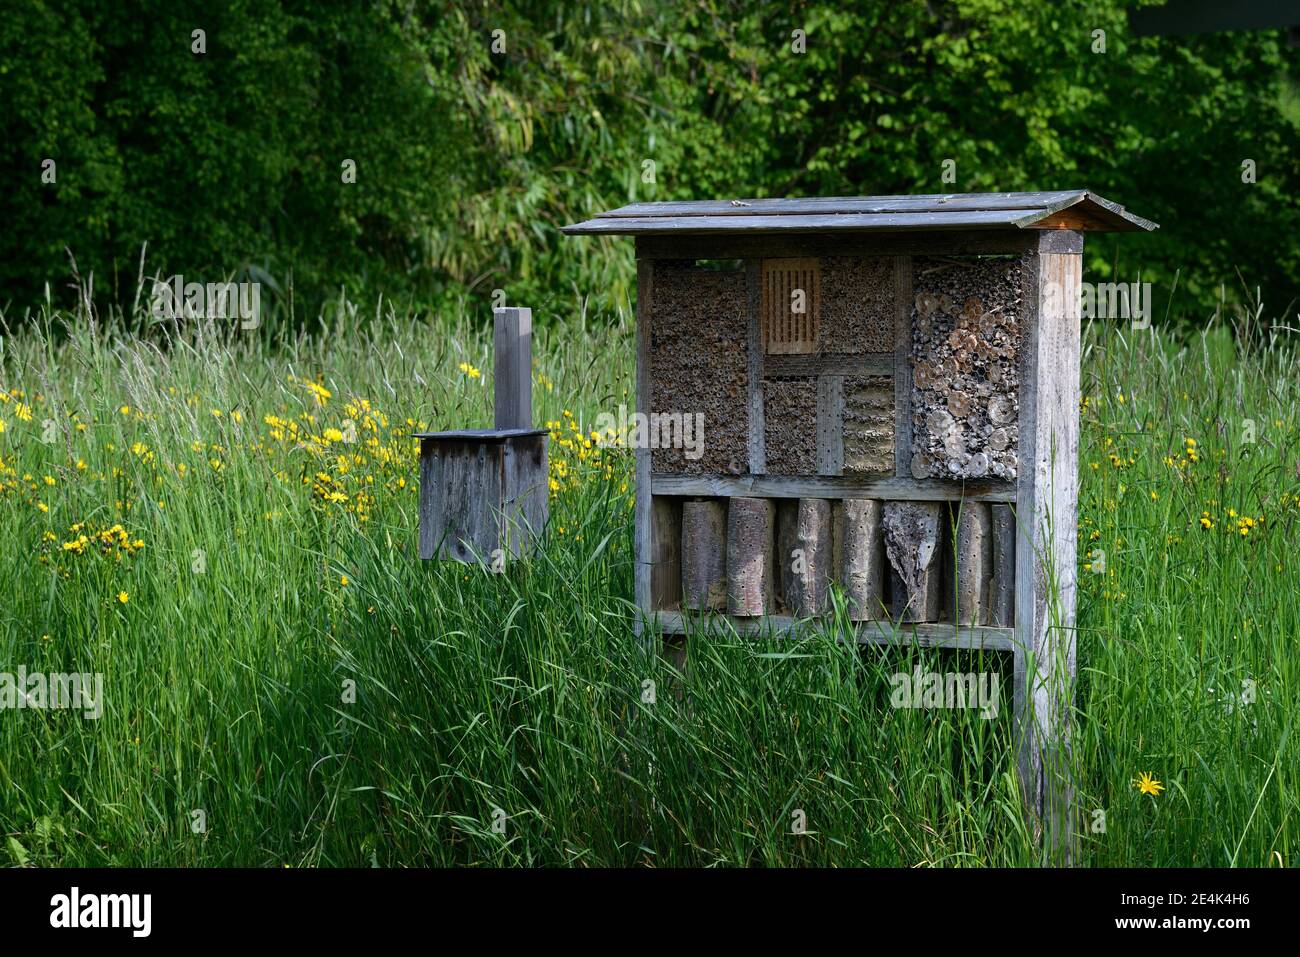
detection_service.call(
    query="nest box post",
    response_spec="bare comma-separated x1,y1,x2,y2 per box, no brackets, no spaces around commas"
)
416,307,549,566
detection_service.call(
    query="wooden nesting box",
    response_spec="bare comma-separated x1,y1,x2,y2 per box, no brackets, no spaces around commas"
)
416,428,548,562
562,191,1157,858
416,307,549,564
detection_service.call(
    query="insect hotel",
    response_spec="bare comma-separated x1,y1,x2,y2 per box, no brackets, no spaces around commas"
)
562,191,1156,853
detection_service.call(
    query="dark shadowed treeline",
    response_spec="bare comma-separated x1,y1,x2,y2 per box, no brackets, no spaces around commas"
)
3,0,1298,326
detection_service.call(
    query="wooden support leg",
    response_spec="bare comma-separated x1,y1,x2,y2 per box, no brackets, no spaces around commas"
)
1015,233,1082,865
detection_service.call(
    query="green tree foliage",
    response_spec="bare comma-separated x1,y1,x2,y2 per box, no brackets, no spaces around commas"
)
2,0,1297,325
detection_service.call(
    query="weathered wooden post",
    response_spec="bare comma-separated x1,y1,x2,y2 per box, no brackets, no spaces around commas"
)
416,307,549,565
561,192,1156,862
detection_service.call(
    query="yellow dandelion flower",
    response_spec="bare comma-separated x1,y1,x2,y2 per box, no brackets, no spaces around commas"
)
117,591,129,604
1134,772,1165,796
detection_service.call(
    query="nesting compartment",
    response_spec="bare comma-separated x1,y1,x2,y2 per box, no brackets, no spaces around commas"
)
655,494,1014,626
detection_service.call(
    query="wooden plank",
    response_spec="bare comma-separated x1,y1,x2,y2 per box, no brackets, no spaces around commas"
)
634,259,654,637
564,209,1059,235
726,497,775,616
493,307,532,431
816,374,844,475
763,353,893,377
596,192,1087,218
501,432,548,559
746,259,765,475
651,472,1016,502
1014,234,1083,864
654,611,1014,651
651,497,682,610
893,255,914,477
417,439,504,563
577,192,1156,232
636,231,1037,263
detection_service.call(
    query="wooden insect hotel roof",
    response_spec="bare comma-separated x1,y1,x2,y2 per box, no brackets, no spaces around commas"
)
560,190,1158,235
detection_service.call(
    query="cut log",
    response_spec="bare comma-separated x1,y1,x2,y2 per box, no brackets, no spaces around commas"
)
953,501,992,626
839,498,885,620
681,499,727,611
727,497,775,616
651,497,682,610
882,501,942,622
989,503,1016,627
776,498,833,617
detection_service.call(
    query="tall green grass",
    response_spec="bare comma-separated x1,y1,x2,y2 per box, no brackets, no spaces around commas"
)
0,290,1296,867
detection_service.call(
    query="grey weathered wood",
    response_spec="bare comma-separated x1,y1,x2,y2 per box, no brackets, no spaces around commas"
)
893,255,914,477
882,501,942,622
776,498,832,617
680,499,727,611
989,504,1016,627
816,375,844,475
563,193,1157,234
636,231,1039,263
1014,234,1083,864
598,192,1091,218
726,497,775,616
651,497,682,610
746,259,765,474
493,307,532,431
763,354,893,377
654,610,1014,651
634,259,654,638
839,499,885,621
652,472,1015,502
417,431,547,564
953,501,992,626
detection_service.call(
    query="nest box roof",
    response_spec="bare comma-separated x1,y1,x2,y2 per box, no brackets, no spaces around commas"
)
561,190,1157,236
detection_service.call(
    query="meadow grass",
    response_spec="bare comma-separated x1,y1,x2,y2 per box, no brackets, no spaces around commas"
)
0,289,1296,867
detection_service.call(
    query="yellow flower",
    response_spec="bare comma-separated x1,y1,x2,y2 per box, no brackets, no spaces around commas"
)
1134,772,1165,796
458,362,482,379
117,591,129,604
119,405,131,415
37,501,49,513
340,575,349,586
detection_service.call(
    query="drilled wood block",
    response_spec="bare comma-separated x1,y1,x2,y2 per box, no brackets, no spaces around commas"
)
989,503,1016,627
681,499,727,611
953,501,993,626
839,498,886,621
761,258,820,354
776,498,832,617
882,501,942,622
726,496,775,616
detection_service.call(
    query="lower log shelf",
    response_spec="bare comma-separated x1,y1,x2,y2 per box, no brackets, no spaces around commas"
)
653,610,1015,652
